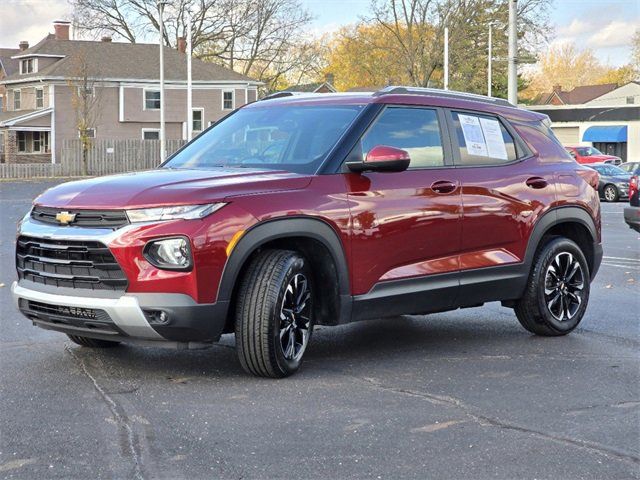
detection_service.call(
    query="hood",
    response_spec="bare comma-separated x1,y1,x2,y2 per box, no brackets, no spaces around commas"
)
35,168,312,209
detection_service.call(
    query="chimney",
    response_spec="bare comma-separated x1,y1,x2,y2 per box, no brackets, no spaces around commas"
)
19,41,29,51
552,84,562,94
325,73,335,85
101,36,112,43
53,20,71,41
177,37,187,54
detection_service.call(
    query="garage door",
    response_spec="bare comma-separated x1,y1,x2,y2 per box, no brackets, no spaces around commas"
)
552,126,579,145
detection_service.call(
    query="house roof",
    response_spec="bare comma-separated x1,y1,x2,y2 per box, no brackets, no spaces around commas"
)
0,48,20,77
0,108,52,127
281,81,336,93
2,36,258,84
538,83,619,105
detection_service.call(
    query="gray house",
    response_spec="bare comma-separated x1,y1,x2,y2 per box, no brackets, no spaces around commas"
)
0,21,261,164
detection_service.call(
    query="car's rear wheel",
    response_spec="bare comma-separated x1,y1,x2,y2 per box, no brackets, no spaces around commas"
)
67,335,121,348
515,237,590,336
603,184,619,202
235,249,314,378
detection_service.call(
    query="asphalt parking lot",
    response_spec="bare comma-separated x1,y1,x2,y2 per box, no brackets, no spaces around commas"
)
0,180,638,480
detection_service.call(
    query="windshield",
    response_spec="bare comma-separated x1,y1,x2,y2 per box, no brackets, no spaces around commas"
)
576,147,603,156
164,105,364,174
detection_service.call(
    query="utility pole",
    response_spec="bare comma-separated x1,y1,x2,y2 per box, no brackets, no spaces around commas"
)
488,24,492,97
158,0,168,163
507,0,518,105
186,9,193,141
444,27,449,90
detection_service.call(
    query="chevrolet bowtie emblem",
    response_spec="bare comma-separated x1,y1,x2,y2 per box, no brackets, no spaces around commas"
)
55,211,77,225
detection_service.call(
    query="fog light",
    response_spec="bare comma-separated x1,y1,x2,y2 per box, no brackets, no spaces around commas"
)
144,309,171,325
144,236,193,270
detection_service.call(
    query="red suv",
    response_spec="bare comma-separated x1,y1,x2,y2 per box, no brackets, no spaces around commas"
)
12,87,603,377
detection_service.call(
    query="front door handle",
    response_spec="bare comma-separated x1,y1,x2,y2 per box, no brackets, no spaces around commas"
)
431,180,457,194
526,176,548,189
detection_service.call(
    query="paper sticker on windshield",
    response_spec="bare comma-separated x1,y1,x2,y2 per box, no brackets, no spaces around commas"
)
458,114,488,157
479,117,508,160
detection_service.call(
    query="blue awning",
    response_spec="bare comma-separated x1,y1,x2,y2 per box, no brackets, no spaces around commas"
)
582,125,627,142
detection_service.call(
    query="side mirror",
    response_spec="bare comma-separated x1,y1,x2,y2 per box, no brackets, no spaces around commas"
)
347,145,410,173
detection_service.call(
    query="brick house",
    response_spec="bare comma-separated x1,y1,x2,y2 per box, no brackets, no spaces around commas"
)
0,21,261,164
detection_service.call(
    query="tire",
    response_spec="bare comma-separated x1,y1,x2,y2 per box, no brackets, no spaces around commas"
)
515,237,590,336
67,334,121,348
603,184,619,202
235,250,314,378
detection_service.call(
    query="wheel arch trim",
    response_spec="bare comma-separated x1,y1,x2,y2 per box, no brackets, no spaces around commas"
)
216,216,351,304
525,206,600,275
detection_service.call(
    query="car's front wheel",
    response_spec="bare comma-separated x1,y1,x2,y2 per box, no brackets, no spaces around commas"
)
515,237,590,336
235,249,314,378
603,184,619,202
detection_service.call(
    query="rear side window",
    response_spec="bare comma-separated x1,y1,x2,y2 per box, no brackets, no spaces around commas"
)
450,111,518,166
360,107,445,168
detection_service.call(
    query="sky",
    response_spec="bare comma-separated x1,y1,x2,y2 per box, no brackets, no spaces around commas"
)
1,0,638,67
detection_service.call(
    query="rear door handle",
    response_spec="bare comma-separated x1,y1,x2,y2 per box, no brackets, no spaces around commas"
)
431,180,457,194
526,177,548,189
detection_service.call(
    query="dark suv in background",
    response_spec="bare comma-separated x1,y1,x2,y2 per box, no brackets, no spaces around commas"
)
622,162,640,232
13,87,602,377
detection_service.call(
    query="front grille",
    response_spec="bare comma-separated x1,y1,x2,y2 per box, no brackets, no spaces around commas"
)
16,236,128,291
31,206,129,229
19,299,120,334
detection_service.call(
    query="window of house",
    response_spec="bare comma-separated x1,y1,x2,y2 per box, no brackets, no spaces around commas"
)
35,88,44,109
142,129,160,140
14,90,21,110
627,96,635,105
33,132,41,152
357,107,445,168
43,132,50,152
20,58,35,74
0,95,3,111
78,128,96,138
223,91,234,110
77,86,94,98
450,111,518,166
144,90,161,110
17,132,26,152
192,109,204,132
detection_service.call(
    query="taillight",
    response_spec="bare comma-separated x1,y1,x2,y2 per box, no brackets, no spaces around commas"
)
630,175,638,199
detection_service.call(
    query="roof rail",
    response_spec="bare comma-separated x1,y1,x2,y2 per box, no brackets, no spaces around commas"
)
260,91,296,101
373,86,514,108
259,91,321,101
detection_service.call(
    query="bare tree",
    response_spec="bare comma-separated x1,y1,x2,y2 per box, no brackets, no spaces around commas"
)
71,0,313,88
66,49,103,176
363,0,551,90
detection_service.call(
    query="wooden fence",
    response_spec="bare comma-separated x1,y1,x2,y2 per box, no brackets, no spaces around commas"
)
0,139,187,179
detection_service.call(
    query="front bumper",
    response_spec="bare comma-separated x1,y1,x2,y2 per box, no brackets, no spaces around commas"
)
12,281,229,347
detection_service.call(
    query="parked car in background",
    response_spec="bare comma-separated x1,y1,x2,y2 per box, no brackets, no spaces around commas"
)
12,87,603,378
624,174,640,232
565,146,622,165
619,161,640,175
585,163,632,202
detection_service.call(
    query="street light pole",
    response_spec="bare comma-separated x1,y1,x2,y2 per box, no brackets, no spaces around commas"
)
507,0,518,104
488,23,492,97
444,26,449,91
186,9,193,141
158,0,168,163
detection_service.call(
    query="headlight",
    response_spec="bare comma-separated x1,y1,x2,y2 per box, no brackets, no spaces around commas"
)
144,236,192,270
127,203,225,223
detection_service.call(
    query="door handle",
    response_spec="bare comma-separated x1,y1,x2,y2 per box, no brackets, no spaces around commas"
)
525,177,548,189
431,180,457,194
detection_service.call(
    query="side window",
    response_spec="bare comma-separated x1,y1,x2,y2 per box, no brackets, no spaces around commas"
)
451,111,518,166
360,107,445,168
